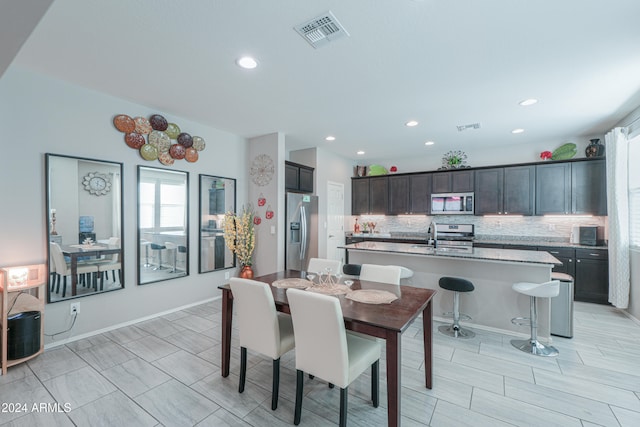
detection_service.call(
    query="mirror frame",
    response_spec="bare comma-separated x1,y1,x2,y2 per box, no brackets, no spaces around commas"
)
198,174,237,273
137,165,190,286
45,153,125,303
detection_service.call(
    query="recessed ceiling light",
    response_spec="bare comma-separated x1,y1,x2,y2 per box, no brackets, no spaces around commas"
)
325,136,335,141
511,128,525,134
405,120,419,127
357,150,365,155
424,141,435,146
236,56,258,69
519,98,538,106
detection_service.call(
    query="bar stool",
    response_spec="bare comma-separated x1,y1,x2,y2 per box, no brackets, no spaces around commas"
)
164,242,178,273
150,243,166,270
438,277,475,338
511,280,560,357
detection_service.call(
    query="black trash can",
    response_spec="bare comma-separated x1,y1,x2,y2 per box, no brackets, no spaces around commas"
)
7,311,41,360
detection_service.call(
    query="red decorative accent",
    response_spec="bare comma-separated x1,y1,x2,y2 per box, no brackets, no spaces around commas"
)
265,205,274,219
253,216,262,225
390,166,398,172
258,193,266,206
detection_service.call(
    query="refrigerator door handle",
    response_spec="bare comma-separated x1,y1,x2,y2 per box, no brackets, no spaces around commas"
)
300,205,307,261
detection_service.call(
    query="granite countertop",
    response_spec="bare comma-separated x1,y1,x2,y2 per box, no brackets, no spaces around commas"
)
341,241,561,266
474,237,608,250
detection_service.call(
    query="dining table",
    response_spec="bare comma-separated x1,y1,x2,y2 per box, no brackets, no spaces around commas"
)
61,244,121,296
218,270,437,427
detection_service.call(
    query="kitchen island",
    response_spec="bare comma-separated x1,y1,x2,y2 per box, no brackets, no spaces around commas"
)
342,242,561,339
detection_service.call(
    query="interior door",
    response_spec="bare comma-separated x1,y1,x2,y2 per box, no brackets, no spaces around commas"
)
327,181,345,263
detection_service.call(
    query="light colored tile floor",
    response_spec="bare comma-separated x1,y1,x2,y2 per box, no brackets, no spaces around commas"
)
0,300,639,426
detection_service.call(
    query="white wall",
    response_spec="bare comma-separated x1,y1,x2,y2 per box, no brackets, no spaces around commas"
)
0,66,248,344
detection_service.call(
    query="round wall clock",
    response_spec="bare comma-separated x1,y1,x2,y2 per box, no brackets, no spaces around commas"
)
83,172,112,196
250,154,275,186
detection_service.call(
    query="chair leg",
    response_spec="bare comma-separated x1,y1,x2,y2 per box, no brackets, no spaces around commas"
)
372,360,379,408
271,358,280,410
294,370,304,425
62,276,67,298
239,347,247,393
339,387,348,427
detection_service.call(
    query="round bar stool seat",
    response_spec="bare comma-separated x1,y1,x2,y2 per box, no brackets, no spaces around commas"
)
511,280,560,357
150,243,166,270
342,264,362,277
438,277,475,339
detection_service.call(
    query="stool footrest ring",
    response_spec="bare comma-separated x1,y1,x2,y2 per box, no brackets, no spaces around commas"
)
511,316,531,326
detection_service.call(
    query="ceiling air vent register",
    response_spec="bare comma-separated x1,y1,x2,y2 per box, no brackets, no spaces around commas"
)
456,123,481,132
294,11,350,49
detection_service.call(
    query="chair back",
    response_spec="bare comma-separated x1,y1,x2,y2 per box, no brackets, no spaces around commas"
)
230,278,283,359
49,242,69,275
342,263,361,276
307,258,342,275
287,288,349,387
360,264,402,285
108,237,121,261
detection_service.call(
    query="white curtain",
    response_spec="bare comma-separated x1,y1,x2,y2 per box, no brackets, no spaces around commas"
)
111,172,121,237
605,128,630,308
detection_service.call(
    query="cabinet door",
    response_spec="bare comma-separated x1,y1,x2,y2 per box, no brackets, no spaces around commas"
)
388,175,410,214
571,160,607,215
452,170,474,192
369,177,389,214
410,173,431,214
352,179,370,215
535,163,571,214
474,168,503,215
503,165,535,215
538,246,575,277
299,167,314,193
285,163,299,191
431,172,451,193
575,257,609,304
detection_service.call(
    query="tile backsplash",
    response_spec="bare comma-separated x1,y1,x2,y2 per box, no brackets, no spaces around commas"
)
353,215,607,243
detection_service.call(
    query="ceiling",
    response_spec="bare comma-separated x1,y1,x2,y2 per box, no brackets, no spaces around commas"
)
5,0,640,161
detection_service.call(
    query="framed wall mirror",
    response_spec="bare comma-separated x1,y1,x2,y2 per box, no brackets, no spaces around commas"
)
138,166,189,285
199,175,236,273
46,154,124,303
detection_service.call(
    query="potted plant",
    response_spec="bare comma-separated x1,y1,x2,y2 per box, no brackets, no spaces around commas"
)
223,206,255,278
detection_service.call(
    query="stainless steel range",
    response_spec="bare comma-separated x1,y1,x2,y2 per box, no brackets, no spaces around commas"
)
430,222,474,253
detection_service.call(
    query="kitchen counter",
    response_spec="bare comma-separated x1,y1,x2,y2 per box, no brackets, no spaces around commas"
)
342,241,561,266
343,241,558,339
474,237,607,250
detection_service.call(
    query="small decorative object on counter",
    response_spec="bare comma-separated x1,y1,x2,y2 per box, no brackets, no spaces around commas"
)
361,222,369,233
354,218,360,233
585,138,605,157
367,164,388,176
440,150,469,169
390,165,398,173
540,151,553,161
551,142,577,160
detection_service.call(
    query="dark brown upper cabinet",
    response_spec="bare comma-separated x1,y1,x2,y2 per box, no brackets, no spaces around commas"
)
285,161,314,193
351,176,388,215
475,166,535,215
432,170,474,193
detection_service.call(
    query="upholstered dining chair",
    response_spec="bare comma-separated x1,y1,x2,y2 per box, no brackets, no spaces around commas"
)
50,242,99,298
96,237,122,289
286,288,381,427
359,264,402,285
229,278,295,410
307,258,342,275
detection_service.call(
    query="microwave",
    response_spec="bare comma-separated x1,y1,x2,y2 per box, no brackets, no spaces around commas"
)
431,192,474,215
578,225,605,246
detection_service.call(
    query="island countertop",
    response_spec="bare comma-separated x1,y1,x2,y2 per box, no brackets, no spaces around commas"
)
341,241,561,266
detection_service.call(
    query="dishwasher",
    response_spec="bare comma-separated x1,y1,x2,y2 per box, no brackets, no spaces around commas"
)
550,273,574,338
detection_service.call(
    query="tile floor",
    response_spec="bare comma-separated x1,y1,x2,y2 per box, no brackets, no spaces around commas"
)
1,300,639,426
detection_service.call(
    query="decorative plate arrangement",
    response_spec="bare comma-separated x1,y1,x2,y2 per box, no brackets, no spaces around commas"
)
113,113,206,165
439,150,469,169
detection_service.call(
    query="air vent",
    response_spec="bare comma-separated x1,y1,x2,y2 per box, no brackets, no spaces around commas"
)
456,123,481,132
294,11,349,49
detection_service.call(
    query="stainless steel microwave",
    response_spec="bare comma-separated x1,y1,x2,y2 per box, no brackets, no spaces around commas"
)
431,192,474,215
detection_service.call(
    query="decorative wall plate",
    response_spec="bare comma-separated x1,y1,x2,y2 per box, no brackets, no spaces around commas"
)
250,154,275,186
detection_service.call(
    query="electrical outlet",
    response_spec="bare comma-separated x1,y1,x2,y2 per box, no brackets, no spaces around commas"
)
224,272,230,280
70,302,80,316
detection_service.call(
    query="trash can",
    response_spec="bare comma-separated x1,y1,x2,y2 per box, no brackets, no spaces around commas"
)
550,273,574,338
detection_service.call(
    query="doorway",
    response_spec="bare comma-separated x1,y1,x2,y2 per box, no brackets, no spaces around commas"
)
326,181,345,263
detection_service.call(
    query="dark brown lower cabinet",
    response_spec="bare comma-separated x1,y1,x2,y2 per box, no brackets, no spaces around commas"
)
574,249,609,304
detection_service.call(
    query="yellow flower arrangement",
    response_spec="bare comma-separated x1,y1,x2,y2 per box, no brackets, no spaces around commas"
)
223,207,255,267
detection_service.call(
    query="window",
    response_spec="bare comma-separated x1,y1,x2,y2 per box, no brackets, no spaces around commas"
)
630,135,640,248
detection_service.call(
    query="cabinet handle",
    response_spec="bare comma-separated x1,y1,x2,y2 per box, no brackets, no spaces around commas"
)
589,253,600,257
569,259,573,262
577,259,581,263
549,251,559,254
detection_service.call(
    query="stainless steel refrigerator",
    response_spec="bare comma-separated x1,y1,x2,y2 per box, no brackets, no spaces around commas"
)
285,192,318,271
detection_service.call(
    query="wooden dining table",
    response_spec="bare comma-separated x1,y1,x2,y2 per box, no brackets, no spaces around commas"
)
218,270,436,427
61,244,121,296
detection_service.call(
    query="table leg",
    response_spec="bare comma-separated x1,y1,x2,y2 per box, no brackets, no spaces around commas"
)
385,330,401,427
70,256,78,296
221,288,233,377
423,300,433,389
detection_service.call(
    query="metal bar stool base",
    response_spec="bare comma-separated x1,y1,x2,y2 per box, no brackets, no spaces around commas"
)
510,339,558,357
438,324,475,339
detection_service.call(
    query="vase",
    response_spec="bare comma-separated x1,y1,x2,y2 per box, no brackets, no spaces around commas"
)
239,265,254,279
585,139,605,158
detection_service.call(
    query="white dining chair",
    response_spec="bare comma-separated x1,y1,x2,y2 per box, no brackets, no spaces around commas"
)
359,264,402,285
96,237,122,289
286,288,381,427
307,258,342,275
50,242,99,297
229,278,295,410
